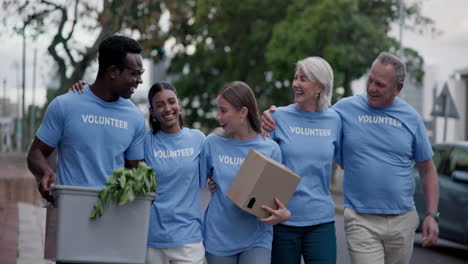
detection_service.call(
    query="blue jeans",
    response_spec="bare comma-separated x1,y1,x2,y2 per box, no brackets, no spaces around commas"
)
206,247,271,264
271,222,336,264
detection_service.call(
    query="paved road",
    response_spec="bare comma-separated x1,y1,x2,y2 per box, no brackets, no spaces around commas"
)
411,233,468,264
333,213,468,264
3,152,466,263
202,189,468,264
9,187,468,264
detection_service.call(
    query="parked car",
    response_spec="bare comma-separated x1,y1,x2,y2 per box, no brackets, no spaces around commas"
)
414,141,468,245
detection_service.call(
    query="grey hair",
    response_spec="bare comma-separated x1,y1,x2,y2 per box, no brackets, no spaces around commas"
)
375,52,406,85
296,56,334,110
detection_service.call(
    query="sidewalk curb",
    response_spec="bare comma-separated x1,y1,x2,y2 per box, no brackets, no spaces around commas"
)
0,203,18,264
17,202,53,264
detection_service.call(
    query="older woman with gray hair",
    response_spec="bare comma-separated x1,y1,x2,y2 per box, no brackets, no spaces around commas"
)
262,56,341,264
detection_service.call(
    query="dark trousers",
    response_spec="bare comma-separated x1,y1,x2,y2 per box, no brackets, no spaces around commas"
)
271,221,336,264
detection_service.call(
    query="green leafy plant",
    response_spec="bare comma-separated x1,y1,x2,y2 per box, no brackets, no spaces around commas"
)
90,162,157,221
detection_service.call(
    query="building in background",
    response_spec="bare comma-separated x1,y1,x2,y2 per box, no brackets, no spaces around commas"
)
0,97,19,152
404,65,468,143
430,68,468,142
399,74,423,116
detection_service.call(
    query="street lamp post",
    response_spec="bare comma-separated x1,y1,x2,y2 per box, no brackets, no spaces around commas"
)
399,0,404,58
398,0,406,102
2,79,6,116
30,49,37,146
21,24,27,151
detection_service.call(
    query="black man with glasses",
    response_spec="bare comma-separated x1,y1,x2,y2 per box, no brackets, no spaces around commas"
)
27,36,147,264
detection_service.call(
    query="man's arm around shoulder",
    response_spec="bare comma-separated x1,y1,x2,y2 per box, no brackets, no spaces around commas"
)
27,137,57,199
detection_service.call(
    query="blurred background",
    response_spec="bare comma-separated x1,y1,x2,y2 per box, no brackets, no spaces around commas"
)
0,1,467,263
1,0,468,152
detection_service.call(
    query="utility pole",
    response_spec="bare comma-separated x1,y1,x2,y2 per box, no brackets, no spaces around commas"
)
442,93,448,142
2,79,6,116
432,86,437,142
21,24,27,151
29,48,37,146
398,0,405,101
431,83,459,142
399,0,404,58
16,62,21,152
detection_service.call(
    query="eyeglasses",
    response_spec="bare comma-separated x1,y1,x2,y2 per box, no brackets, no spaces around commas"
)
124,65,145,78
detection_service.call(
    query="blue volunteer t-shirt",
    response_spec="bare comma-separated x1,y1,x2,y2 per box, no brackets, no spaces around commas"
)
36,84,146,187
145,128,205,248
269,104,342,226
200,133,282,256
333,93,433,214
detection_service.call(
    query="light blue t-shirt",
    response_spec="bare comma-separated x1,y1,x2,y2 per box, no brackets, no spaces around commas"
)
200,133,282,256
333,94,433,214
269,104,342,226
145,128,205,248
36,84,146,187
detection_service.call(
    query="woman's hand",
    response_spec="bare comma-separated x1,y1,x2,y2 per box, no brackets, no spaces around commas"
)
259,198,291,226
69,80,87,93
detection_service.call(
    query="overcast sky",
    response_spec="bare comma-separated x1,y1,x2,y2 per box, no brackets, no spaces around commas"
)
1,0,467,108
398,0,468,81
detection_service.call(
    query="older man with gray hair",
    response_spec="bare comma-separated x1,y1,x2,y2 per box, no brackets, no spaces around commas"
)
333,52,439,264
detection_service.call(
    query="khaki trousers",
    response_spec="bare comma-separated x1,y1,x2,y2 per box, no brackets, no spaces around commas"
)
344,208,419,264
146,242,206,264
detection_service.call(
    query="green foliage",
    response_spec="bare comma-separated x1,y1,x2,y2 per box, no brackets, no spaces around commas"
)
90,162,157,221
3,0,435,132
1,0,192,104
403,47,425,85
267,0,403,102
170,0,434,131
168,0,292,131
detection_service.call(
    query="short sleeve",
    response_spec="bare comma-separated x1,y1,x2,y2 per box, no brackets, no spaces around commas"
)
413,119,433,162
36,99,64,148
125,113,146,161
270,141,282,164
143,130,153,163
333,116,343,164
198,137,212,188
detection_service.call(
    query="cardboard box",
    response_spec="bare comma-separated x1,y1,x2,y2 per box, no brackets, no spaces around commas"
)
227,149,301,218
44,185,155,264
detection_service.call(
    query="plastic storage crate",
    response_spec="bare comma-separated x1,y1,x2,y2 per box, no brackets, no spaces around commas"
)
44,185,155,264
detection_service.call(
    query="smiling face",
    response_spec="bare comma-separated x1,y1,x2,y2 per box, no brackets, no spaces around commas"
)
366,61,403,108
150,89,181,133
215,95,246,137
292,67,323,111
111,53,144,99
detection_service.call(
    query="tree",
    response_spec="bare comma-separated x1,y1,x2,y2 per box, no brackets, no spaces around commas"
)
168,0,292,130
267,0,436,104
1,0,193,104
170,0,436,131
